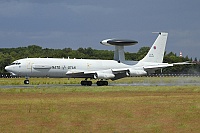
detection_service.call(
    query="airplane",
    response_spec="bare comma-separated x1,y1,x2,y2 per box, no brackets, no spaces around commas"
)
5,32,189,86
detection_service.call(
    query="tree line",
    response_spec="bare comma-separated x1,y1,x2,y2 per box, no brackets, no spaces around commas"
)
0,45,199,74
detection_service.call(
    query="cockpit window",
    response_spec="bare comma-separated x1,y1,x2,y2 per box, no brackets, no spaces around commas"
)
11,62,21,65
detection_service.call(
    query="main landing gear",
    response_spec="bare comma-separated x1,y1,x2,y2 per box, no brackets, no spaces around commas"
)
81,80,92,86
80,79,108,86
96,81,108,86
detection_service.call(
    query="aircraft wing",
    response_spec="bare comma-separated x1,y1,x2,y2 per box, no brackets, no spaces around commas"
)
66,70,85,74
66,66,163,80
66,68,129,80
66,69,117,79
66,70,94,79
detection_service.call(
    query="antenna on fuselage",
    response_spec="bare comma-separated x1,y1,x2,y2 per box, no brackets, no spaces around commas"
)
100,39,138,62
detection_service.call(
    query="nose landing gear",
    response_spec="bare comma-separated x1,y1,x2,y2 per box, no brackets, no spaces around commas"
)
24,77,30,84
24,79,29,84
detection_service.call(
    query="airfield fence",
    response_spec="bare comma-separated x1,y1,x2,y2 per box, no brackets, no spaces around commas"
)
0,73,19,78
1,73,200,78
147,73,200,77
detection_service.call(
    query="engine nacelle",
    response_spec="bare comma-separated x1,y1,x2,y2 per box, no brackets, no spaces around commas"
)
128,69,147,77
94,72,115,79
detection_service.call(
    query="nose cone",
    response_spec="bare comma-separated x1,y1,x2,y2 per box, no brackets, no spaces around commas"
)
5,66,17,76
5,66,10,72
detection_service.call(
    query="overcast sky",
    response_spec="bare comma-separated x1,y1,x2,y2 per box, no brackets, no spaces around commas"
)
0,0,200,59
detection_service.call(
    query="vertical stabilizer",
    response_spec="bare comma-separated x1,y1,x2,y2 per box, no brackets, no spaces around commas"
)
139,32,168,63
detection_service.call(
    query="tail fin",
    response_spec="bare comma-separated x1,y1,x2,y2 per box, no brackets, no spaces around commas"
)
139,32,168,63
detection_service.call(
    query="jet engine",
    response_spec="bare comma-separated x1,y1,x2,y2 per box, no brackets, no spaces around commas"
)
94,72,115,79
127,69,147,76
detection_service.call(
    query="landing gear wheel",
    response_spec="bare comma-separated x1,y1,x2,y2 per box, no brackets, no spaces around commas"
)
81,81,92,86
24,79,29,84
96,81,108,86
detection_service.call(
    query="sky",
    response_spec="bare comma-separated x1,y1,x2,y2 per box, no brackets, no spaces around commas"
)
0,0,200,60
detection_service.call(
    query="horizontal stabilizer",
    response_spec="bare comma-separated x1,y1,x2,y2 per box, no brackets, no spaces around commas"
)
144,64,173,69
172,62,196,65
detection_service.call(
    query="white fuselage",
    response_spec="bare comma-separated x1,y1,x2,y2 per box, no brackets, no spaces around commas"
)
5,58,136,78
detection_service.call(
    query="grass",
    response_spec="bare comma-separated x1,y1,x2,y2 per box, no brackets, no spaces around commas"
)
0,77,80,85
0,77,200,132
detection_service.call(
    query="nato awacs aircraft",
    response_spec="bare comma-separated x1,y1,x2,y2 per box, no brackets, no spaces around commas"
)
5,32,188,86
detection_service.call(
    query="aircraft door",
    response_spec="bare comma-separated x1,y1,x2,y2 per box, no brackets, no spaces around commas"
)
26,60,32,73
